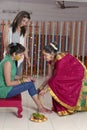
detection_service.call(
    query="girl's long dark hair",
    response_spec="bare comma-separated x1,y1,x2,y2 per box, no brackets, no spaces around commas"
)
11,11,31,36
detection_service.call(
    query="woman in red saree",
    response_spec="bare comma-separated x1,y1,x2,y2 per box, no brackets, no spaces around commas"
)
38,42,87,116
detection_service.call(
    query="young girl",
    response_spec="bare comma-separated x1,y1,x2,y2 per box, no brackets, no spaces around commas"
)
5,11,31,76
0,42,52,113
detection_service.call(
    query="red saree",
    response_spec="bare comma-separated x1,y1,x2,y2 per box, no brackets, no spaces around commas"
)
48,53,85,116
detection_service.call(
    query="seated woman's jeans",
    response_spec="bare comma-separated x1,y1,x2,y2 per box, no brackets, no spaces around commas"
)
6,82,37,98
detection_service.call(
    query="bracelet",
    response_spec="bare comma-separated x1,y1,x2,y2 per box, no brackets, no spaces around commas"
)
37,85,43,93
18,80,21,84
20,77,24,84
39,85,44,91
21,77,24,83
44,87,48,93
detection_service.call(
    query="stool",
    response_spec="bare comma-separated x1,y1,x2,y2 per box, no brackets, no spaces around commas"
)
0,94,22,118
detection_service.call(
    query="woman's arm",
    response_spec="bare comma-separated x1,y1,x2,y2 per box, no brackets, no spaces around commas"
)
4,24,9,51
38,63,52,93
4,61,32,86
4,61,20,86
15,75,21,80
37,64,52,95
24,34,31,66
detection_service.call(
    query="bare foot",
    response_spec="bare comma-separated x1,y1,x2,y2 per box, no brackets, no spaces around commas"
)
38,107,52,114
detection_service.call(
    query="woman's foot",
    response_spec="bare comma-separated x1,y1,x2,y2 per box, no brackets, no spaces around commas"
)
38,106,52,114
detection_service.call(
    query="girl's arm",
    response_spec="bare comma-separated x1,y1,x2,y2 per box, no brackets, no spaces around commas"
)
4,25,10,51
4,61,20,86
24,34,31,66
4,61,32,86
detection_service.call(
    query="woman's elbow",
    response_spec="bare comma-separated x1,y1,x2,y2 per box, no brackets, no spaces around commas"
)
5,81,11,86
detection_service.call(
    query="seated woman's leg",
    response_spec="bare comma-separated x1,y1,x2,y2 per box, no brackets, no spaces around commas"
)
6,82,37,98
6,82,52,113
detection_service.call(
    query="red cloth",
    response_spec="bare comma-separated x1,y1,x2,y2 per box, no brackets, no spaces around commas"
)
48,54,84,113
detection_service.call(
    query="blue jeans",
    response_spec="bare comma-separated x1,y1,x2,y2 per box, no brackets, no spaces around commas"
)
6,82,37,98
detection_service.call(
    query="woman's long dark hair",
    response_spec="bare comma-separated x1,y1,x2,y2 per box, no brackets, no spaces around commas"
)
11,11,31,36
7,42,25,55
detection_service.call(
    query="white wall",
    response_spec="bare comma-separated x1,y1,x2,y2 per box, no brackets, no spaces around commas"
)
0,1,87,21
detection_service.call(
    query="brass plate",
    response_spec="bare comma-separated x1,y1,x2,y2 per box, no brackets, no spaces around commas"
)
30,114,47,122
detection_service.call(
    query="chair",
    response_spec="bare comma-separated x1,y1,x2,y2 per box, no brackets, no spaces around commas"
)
0,94,22,118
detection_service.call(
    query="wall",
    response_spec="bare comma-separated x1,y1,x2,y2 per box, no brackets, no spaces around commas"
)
0,1,87,21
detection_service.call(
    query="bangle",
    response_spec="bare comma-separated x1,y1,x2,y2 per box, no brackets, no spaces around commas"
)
18,80,21,84
37,85,44,93
20,77,24,84
44,87,48,93
39,85,44,91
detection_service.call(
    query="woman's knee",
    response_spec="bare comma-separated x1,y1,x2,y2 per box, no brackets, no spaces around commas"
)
27,82,37,96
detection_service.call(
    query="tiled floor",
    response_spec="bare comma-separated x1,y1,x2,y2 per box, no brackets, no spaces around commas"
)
0,77,87,130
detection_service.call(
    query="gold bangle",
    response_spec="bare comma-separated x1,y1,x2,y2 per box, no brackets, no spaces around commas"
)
37,85,44,93
39,85,44,90
20,77,24,84
44,87,48,93
18,80,21,84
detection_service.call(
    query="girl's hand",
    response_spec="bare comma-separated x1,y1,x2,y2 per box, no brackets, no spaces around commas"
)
23,77,31,82
26,76,35,82
30,77,35,82
23,76,35,82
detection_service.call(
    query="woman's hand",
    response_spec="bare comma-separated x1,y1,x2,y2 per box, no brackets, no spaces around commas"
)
23,76,35,82
29,77,35,82
38,87,48,96
38,89,46,96
23,77,31,82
